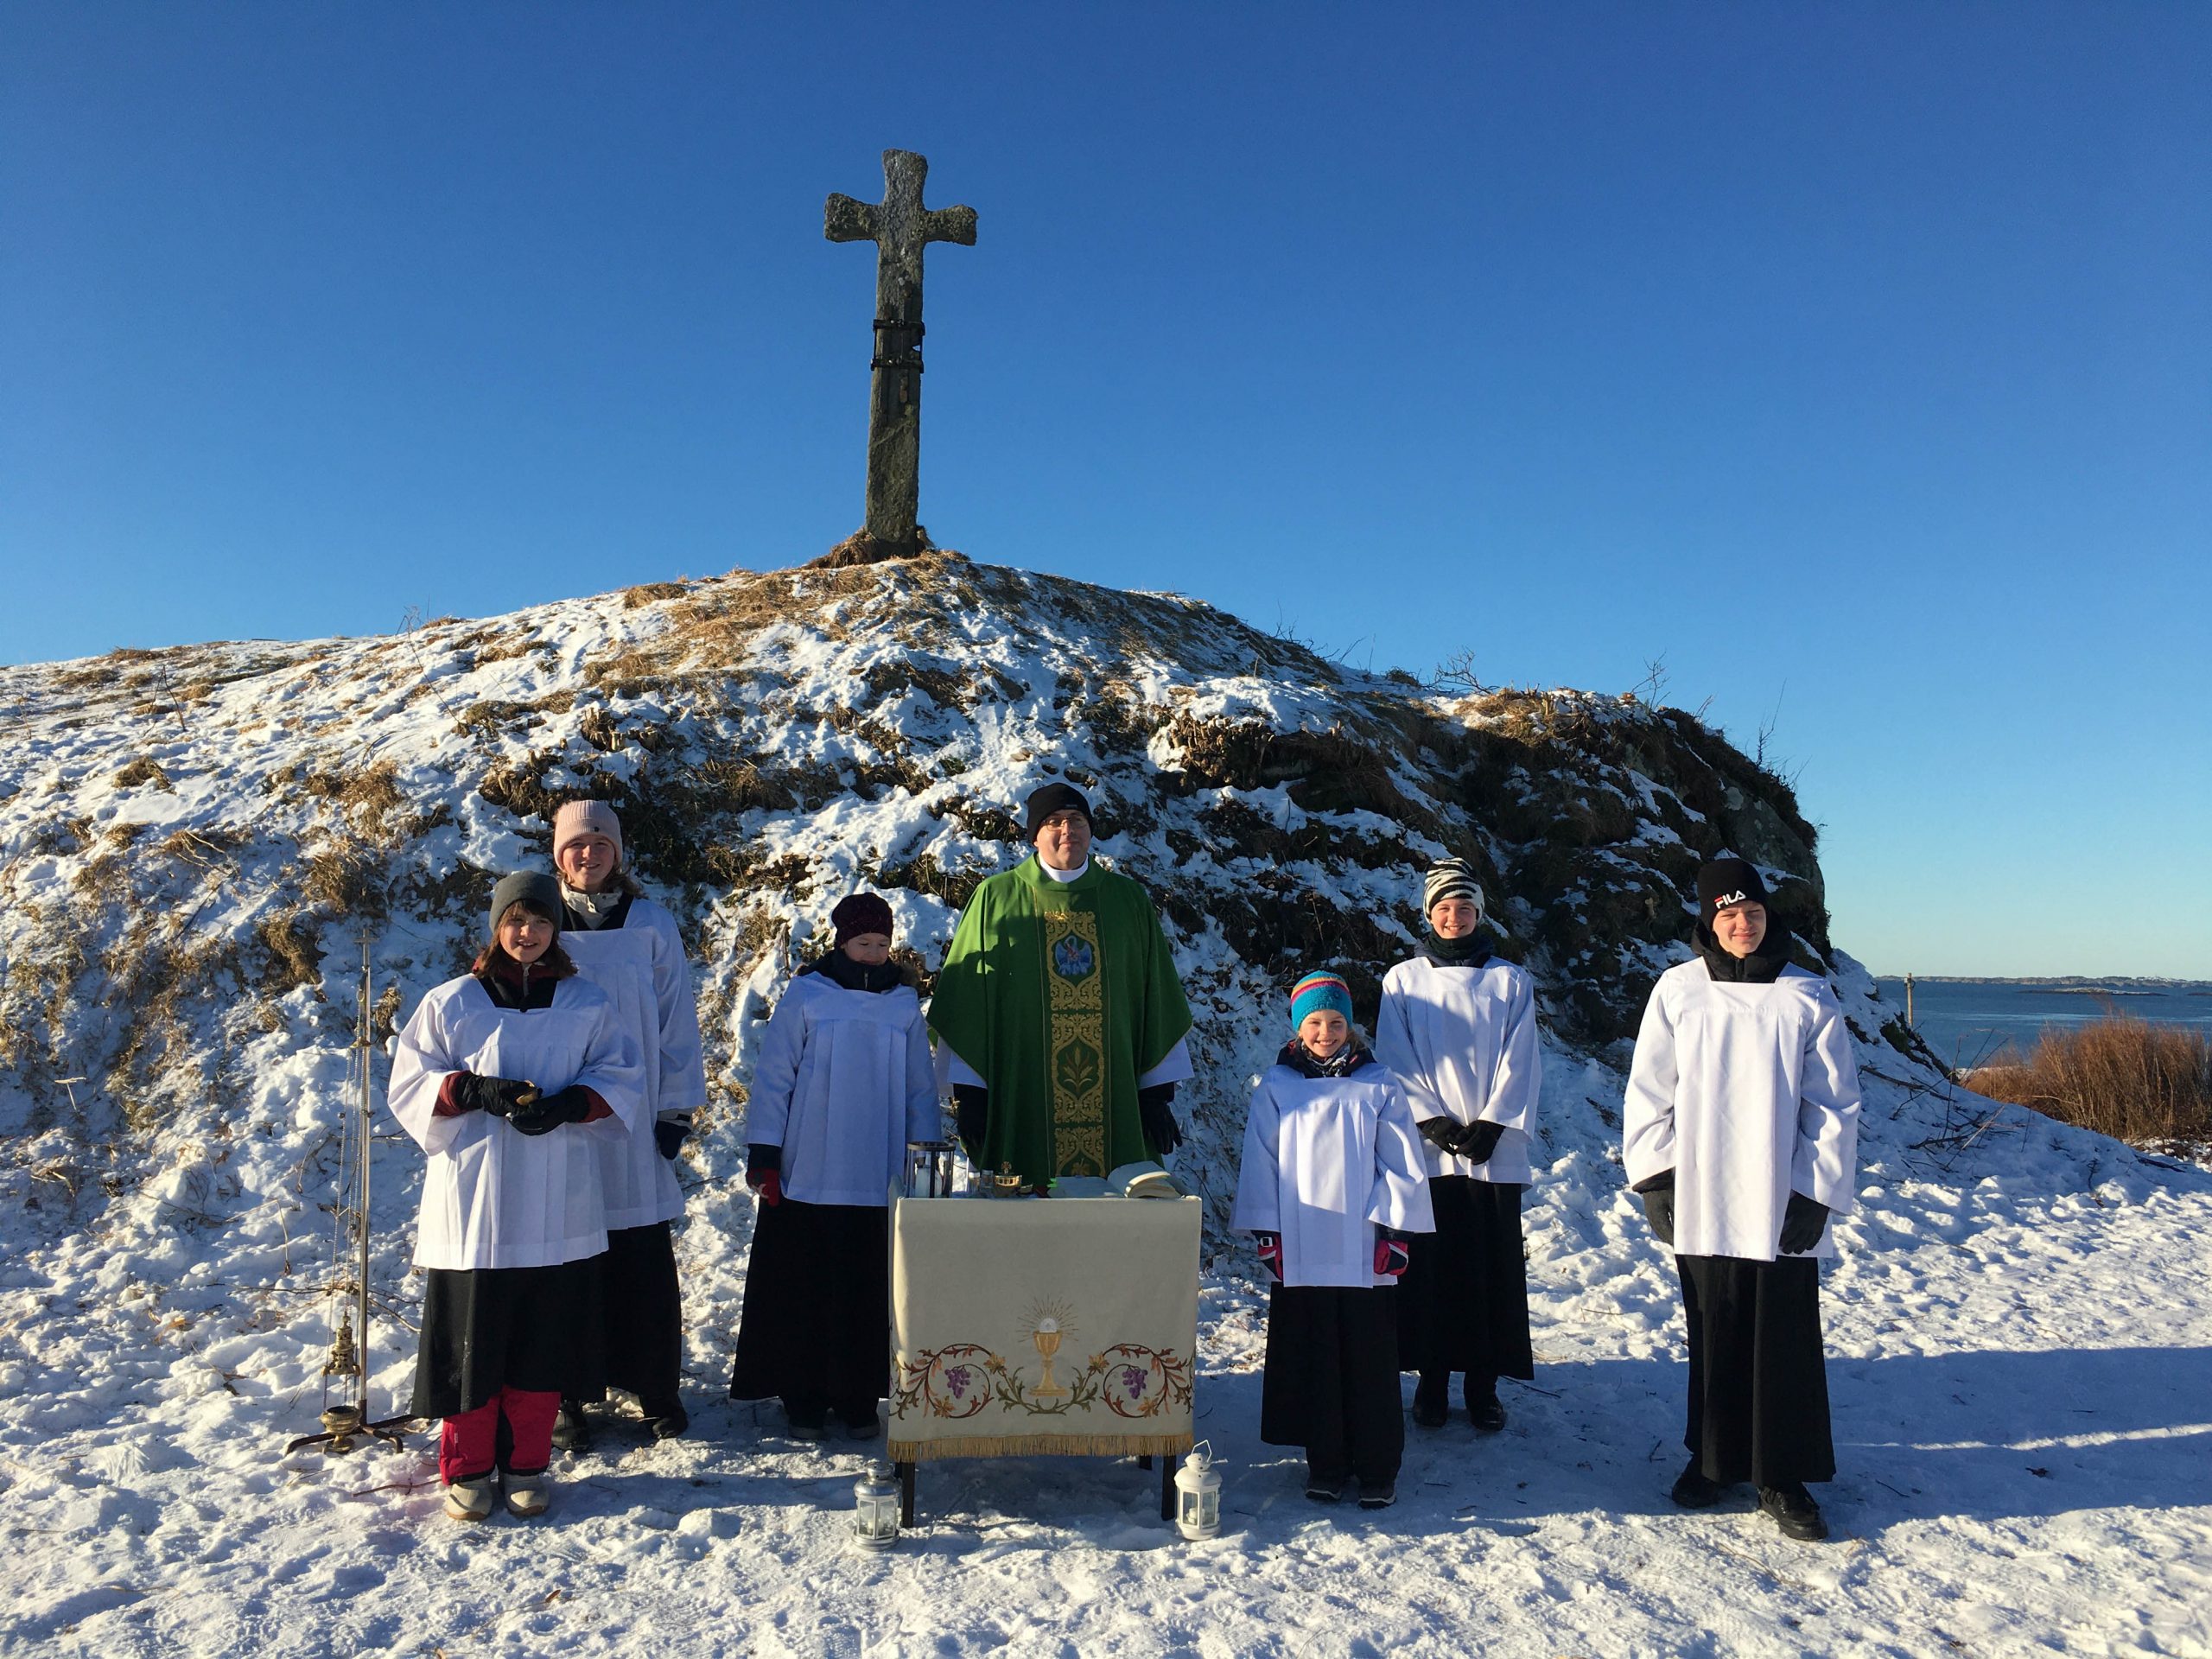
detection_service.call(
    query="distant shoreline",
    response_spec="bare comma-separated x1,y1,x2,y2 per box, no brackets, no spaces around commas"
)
1873,975,2212,993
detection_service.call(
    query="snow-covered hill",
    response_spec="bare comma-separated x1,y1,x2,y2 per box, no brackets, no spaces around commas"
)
2,551,2206,1656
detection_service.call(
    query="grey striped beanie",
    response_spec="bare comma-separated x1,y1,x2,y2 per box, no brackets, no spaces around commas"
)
1422,857,1484,918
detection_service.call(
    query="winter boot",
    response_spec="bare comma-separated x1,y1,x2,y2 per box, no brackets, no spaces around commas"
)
1670,1459,1725,1509
503,1471,550,1519
836,1402,881,1440
785,1399,827,1442
1304,1465,1350,1504
442,1475,497,1522
642,1399,690,1442
1465,1376,1507,1433
1410,1372,1451,1430
1357,1477,1398,1510
1758,1482,1828,1541
550,1398,594,1452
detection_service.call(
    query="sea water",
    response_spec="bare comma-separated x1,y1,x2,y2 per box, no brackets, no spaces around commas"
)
1871,977,2212,1068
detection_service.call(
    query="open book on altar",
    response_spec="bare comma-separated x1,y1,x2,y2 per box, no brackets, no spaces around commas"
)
1046,1162,1194,1199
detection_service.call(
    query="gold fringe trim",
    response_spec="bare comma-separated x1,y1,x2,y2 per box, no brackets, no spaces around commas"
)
887,1431,1193,1464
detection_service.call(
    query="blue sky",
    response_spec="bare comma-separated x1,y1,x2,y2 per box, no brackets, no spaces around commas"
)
4,3,2208,977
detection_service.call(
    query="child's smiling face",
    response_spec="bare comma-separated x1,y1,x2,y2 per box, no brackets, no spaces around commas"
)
1298,1009,1349,1058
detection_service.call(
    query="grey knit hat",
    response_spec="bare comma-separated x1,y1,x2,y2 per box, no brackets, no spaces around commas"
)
1422,857,1484,918
487,871,564,944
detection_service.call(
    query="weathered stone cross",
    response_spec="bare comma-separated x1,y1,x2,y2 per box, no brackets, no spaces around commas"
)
825,149,976,557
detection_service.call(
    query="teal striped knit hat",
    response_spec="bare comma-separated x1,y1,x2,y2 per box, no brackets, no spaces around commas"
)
1289,971,1354,1030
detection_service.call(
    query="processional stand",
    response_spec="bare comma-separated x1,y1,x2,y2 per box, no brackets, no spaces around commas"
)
286,939,416,1455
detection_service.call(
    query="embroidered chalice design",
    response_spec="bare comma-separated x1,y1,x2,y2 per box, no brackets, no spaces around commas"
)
1025,1299,1077,1402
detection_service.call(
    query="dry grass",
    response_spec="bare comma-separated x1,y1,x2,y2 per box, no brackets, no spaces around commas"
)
1974,1015,2212,1150
113,757,174,791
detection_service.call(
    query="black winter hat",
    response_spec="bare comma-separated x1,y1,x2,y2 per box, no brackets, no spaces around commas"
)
1695,856,1770,918
831,892,896,944
487,871,565,944
1024,782,1094,840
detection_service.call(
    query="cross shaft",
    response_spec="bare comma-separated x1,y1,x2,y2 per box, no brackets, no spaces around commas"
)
825,149,976,555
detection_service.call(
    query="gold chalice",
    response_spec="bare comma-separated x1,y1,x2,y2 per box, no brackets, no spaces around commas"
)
1031,1316,1071,1401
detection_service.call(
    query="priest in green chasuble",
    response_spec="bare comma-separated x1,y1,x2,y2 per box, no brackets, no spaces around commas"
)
929,783,1196,1188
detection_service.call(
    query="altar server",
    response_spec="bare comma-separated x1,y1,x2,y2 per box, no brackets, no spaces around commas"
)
729,893,938,1440
1375,855,1542,1432
548,800,707,1447
386,872,643,1522
1233,970,1433,1509
1624,855,1861,1541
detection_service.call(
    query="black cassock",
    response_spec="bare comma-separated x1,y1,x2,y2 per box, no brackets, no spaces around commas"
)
601,1221,684,1413
728,1198,890,1416
1677,1253,1834,1486
1395,1175,1535,1385
411,1254,608,1419
1260,1284,1405,1484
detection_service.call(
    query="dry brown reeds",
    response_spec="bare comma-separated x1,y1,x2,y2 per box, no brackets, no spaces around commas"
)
1974,1014,2212,1150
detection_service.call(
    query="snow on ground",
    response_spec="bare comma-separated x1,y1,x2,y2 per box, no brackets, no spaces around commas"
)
3,564,2207,1655
3,1116,2206,1658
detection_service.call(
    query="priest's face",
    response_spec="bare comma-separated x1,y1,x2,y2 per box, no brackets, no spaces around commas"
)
1299,1009,1350,1058
841,931,893,966
1429,897,1480,939
556,834,619,893
1713,900,1768,957
497,905,555,965
1034,809,1091,871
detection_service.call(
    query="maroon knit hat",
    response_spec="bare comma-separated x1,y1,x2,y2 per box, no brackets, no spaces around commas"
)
831,892,896,944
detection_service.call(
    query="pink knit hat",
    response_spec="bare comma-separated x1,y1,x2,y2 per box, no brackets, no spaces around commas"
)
551,799,623,866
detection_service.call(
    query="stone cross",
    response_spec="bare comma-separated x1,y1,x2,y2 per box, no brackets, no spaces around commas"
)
825,149,976,556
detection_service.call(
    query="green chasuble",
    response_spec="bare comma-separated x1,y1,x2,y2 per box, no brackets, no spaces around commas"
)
929,856,1194,1187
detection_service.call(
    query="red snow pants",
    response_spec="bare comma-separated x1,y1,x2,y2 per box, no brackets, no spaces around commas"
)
438,1387,560,1484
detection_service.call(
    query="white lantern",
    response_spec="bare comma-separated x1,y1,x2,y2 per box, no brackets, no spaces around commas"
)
852,1459,900,1551
1173,1442,1222,1541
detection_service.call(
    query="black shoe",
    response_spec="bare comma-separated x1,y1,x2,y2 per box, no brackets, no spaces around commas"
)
643,1401,690,1441
1466,1385,1507,1434
1357,1478,1397,1510
550,1399,594,1452
1305,1469,1350,1503
1758,1482,1828,1541
836,1402,881,1440
1670,1461,1725,1509
785,1403,827,1442
1411,1374,1450,1430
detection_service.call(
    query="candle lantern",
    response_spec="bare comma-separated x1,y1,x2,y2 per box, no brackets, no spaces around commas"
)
852,1459,901,1551
1173,1441,1223,1541
904,1140,956,1198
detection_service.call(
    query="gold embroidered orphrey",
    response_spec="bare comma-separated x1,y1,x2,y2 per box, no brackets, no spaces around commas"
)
1041,906,1108,1177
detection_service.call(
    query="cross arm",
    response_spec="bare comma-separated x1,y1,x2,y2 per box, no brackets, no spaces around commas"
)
922,205,978,247
825,194,880,244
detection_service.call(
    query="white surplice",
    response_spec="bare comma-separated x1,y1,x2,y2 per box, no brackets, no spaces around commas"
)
558,895,705,1230
1231,1055,1434,1287
1373,954,1543,1182
386,976,643,1271
1622,960,1862,1261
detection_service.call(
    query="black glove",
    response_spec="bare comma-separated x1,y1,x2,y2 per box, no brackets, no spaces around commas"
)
1416,1117,1461,1153
1452,1120,1506,1165
1635,1172,1676,1246
1778,1192,1830,1255
451,1073,538,1116
508,1085,596,1137
953,1085,988,1160
1137,1083,1183,1154
653,1116,693,1160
